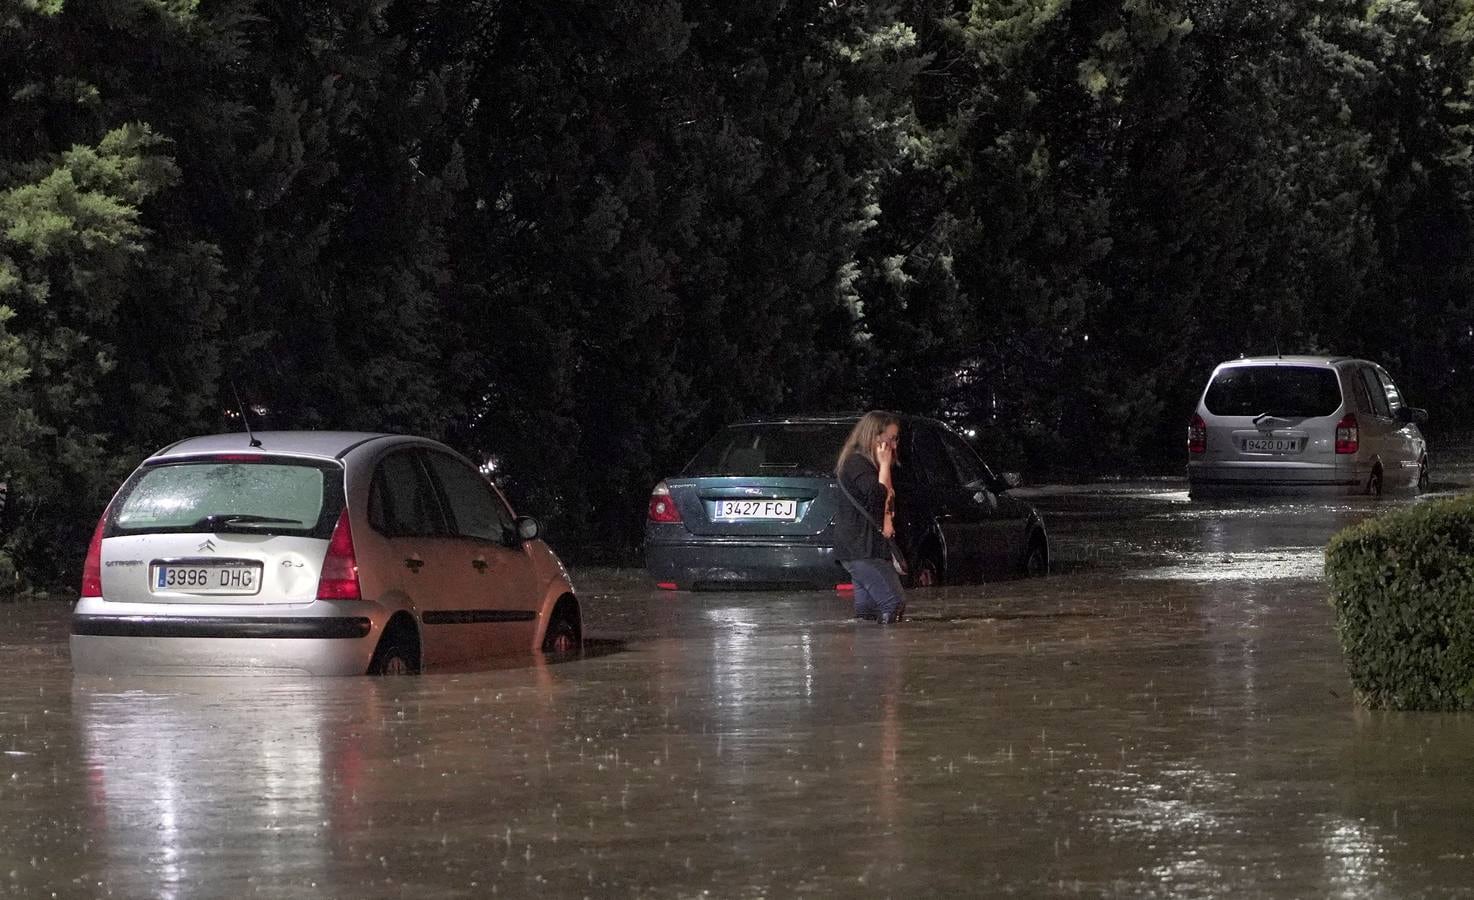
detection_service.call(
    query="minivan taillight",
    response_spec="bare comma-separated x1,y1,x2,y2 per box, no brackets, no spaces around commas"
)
648,482,682,524
1335,413,1359,454
1187,414,1207,454
316,509,361,600
80,514,106,598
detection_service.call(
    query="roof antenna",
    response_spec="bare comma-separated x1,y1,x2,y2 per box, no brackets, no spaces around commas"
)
1274,335,1282,359
228,377,263,448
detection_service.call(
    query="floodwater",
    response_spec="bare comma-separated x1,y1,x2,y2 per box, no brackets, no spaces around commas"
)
5,473,1474,897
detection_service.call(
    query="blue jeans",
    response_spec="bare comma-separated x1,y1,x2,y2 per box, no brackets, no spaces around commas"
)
843,559,906,619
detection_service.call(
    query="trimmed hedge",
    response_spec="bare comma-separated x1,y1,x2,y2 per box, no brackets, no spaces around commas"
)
1326,495,1474,711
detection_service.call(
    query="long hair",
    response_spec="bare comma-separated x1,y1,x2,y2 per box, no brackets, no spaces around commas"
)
835,410,901,477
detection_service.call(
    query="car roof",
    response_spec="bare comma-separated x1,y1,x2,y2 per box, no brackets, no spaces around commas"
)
730,413,862,426
1216,355,1356,368
148,431,415,463
728,411,952,427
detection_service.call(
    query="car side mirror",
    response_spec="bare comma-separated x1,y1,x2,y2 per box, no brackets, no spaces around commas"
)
1000,471,1023,490
514,516,540,543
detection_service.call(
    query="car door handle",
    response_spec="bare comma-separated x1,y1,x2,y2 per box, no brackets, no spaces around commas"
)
472,559,489,573
404,558,424,572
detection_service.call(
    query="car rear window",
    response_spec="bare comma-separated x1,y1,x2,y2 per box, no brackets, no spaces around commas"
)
685,423,855,477
108,458,342,538
1203,366,1344,418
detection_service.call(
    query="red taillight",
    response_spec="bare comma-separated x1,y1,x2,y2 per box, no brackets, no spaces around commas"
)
648,482,682,524
316,509,361,600
80,514,106,598
1188,414,1207,454
835,583,855,593
1335,413,1359,454
656,582,679,591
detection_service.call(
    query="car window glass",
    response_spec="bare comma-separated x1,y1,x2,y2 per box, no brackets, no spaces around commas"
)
1203,366,1342,418
110,460,338,538
910,426,957,485
423,451,516,542
684,423,854,477
1373,366,1404,412
1360,368,1391,418
941,431,985,486
368,451,445,537
1348,369,1374,414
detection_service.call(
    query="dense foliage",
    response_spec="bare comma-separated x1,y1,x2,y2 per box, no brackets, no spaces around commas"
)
2,0,1472,589
1327,496,1474,710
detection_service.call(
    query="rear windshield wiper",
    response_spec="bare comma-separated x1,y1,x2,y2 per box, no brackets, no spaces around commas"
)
196,513,305,529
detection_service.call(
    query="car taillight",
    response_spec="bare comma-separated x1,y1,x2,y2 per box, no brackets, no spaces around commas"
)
316,509,362,600
1336,413,1359,454
1187,414,1207,454
80,514,106,598
648,482,682,524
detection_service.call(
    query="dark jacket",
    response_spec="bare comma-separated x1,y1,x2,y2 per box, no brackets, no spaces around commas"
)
834,453,890,562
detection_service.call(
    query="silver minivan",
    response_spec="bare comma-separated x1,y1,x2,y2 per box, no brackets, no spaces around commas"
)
1187,356,1429,497
71,432,582,676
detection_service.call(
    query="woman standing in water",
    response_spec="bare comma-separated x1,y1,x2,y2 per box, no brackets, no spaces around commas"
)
835,411,907,625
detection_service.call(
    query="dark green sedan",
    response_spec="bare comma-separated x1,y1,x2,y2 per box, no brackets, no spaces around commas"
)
643,414,1049,591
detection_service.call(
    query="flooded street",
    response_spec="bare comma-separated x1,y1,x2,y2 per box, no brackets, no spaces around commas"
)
5,474,1474,897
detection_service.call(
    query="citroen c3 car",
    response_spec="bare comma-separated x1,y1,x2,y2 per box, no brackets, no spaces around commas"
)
643,414,1049,590
1187,356,1429,497
71,432,582,676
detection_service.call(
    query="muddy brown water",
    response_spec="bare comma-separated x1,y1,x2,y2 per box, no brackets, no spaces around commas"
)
4,475,1474,898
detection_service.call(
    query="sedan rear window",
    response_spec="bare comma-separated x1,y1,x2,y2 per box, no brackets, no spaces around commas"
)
109,459,341,538
685,423,855,477
1203,366,1344,418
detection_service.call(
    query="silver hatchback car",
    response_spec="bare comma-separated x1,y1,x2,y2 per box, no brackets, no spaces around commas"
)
71,432,582,676
1187,356,1429,497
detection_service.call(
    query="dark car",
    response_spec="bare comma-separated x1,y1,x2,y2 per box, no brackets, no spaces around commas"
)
643,414,1049,590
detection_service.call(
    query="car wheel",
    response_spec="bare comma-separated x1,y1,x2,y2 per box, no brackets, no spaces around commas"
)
909,552,942,589
1367,467,1384,497
368,626,420,676
1023,536,1049,577
542,600,582,655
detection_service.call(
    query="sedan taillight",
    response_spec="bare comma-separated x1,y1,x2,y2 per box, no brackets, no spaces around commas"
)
648,482,682,524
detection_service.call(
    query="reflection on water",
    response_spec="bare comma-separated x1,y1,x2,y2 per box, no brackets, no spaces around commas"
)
73,679,355,899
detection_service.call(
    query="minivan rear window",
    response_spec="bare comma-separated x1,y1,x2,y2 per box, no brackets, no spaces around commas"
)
685,423,855,477
1203,366,1343,418
108,458,342,538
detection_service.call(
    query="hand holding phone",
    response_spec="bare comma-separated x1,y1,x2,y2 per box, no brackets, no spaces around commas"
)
875,440,894,468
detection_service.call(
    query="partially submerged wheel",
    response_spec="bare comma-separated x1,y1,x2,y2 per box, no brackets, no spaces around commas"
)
1023,536,1049,577
909,551,942,589
368,620,420,676
542,599,582,655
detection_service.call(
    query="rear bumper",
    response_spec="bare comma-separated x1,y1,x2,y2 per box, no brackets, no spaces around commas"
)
643,539,844,590
69,598,385,676
1186,459,1362,494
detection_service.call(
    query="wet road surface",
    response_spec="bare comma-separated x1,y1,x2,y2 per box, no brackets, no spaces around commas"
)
5,471,1474,897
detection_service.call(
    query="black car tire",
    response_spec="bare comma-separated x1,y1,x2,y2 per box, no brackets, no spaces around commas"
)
1023,536,1049,577
542,602,582,655
368,629,419,676
908,550,942,589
